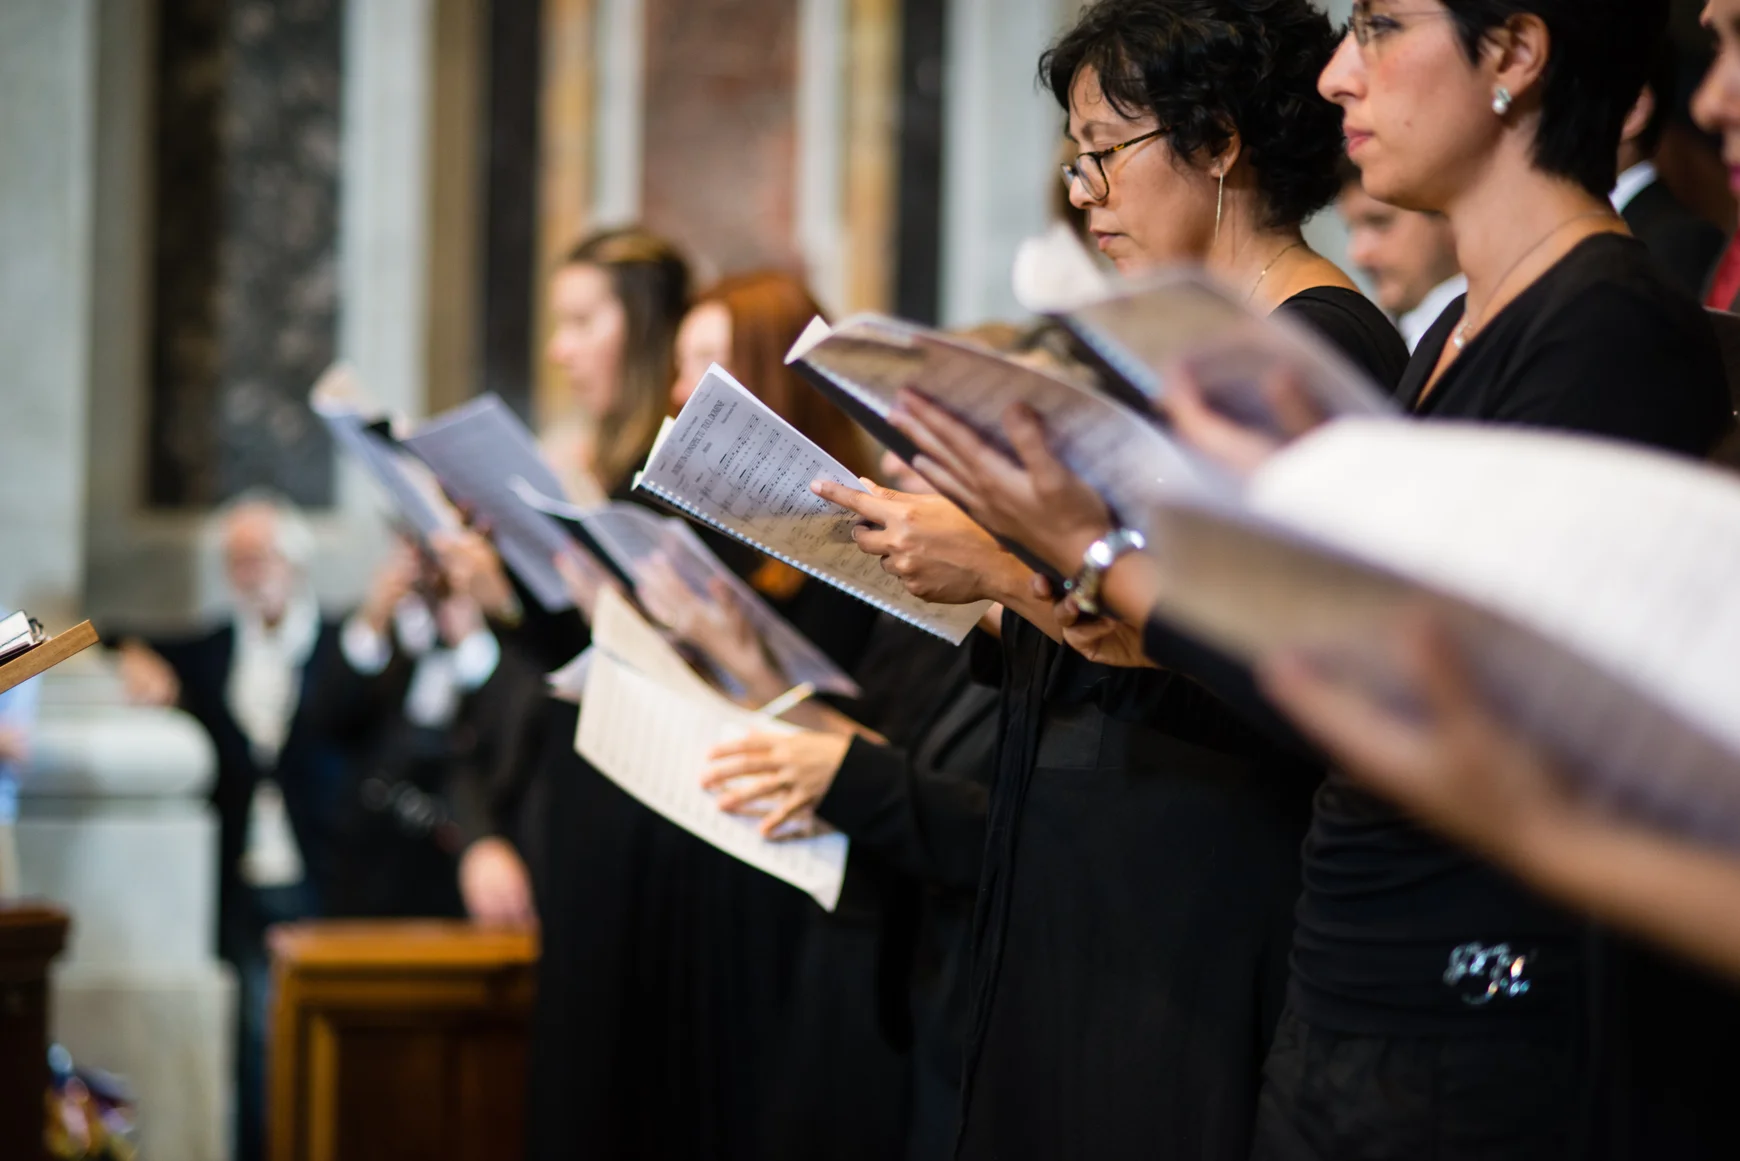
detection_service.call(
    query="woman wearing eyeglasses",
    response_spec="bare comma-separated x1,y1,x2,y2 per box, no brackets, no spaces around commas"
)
876,1,1739,1157
823,3,1407,1160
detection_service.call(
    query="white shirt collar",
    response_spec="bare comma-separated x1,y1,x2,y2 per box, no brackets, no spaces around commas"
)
227,589,321,764
1398,274,1469,353
1610,160,1658,215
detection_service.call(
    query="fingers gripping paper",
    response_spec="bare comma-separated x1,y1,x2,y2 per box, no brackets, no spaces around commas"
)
1147,420,1740,849
578,589,849,909
634,365,989,643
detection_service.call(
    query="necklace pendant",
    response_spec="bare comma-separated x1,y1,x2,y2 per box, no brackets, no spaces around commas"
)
1452,323,1469,351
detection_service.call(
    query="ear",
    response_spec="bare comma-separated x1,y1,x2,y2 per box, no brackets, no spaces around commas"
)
1621,84,1656,145
1208,123,1244,178
1483,13,1552,105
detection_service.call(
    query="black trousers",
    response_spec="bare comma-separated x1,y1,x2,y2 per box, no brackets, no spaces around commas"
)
1250,1007,1580,1161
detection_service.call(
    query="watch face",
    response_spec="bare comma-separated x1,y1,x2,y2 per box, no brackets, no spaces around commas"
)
1088,541,1116,568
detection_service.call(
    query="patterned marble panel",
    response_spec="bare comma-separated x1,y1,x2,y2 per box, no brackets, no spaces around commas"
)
148,0,343,507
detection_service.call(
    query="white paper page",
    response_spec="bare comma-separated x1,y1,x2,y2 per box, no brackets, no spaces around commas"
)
1152,419,1740,846
315,406,460,539
401,394,580,611
590,586,718,698
511,484,863,698
634,365,988,643
546,647,594,705
579,609,849,909
1062,269,1399,426
790,316,1219,539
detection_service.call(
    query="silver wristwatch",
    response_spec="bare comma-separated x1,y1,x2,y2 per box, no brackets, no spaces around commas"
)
1067,529,1146,616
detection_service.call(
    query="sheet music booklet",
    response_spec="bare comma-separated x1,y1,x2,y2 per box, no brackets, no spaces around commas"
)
511,481,862,698
577,588,849,909
309,365,462,540
1011,223,1399,432
1144,419,1740,849
399,394,593,613
632,365,989,644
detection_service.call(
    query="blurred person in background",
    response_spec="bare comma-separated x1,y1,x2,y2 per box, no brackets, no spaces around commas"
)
1615,43,1728,297
0,676,40,897
1337,164,1466,352
112,491,348,1161
304,537,546,925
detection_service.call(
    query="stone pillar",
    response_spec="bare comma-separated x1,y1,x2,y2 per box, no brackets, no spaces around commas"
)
15,667,228,1161
0,1,97,622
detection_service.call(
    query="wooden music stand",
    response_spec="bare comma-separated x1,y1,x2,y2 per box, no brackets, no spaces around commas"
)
0,621,99,696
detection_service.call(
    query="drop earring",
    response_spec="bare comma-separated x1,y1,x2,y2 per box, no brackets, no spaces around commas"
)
1492,86,1512,116
1214,168,1225,247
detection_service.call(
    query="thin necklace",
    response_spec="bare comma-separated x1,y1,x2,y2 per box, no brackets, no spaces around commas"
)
1247,241,1304,304
1452,210,1614,351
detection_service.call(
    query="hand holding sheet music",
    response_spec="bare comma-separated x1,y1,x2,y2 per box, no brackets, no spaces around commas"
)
1140,419,1740,850
634,365,989,643
510,484,861,696
786,314,1212,553
578,589,849,908
400,394,587,612
1011,226,1399,432
310,365,461,540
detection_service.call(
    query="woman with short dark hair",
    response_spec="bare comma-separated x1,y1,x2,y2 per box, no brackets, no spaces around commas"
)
1038,0,1408,371
822,3,1406,1159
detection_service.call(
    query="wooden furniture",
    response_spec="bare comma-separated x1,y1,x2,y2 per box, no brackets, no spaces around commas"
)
0,621,99,696
0,904,70,1161
267,921,537,1161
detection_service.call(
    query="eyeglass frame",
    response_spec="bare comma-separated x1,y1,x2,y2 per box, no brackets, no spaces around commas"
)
1060,128,1166,202
1346,5,1456,48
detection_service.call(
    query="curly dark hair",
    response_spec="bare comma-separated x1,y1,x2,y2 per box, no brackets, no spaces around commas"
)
1040,0,1345,231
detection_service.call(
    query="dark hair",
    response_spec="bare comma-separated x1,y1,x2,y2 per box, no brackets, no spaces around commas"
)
1637,42,1678,157
695,271,875,480
1440,0,1670,197
1040,0,1345,230
562,227,691,491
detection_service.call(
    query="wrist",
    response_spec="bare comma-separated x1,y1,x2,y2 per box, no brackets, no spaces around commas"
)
1066,528,1147,617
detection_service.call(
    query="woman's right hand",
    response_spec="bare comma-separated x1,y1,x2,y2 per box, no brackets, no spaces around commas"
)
636,555,786,703
811,480,1032,606
429,529,519,621
1162,363,1329,477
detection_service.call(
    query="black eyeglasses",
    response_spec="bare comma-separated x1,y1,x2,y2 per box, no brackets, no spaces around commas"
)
1060,128,1164,202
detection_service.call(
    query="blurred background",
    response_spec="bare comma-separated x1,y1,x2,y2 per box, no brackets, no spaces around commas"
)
0,1,1726,1159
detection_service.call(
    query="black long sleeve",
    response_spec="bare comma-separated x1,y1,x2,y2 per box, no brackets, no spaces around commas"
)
818,736,990,892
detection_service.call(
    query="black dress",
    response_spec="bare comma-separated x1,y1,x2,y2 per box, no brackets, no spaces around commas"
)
1245,235,1740,1160
760,615,1001,1161
522,514,882,1161
954,288,1410,1161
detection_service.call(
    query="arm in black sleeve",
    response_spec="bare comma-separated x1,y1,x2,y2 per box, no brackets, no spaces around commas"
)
299,629,411,745
817,736,989,892
448,647,549,850
1140,614,1320,762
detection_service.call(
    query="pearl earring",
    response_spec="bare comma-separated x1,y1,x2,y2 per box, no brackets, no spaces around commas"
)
1492,86,1512,116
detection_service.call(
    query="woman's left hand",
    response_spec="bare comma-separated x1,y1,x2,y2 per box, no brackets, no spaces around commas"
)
702,730,853,839
1053,587,1158,669
887,392,1114,577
